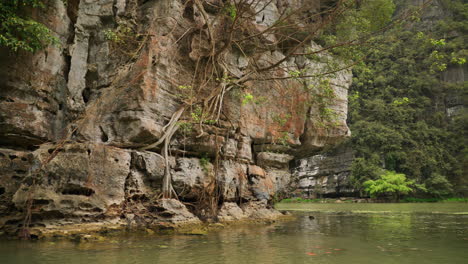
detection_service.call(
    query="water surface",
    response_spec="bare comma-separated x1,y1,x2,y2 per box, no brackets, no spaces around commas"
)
275,202,468,214
1,203,467,264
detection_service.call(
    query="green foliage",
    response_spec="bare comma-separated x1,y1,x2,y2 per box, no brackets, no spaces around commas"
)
175,84,195,102
351,157,381,188
392,97,410,106
363,170,414,200
308,78,340,127
199,156,210,174
423,173,453,198
0,0,59,52
272,113,291,127
288,69,305,78
442,197,468,202
276,131,290,146
191,106,203,122
188,105,216,124
178,121,193,134
318,0,396,62
103,21,145,60
224,3,237,21
348,0,468,197
241,92,254,105
104,23,136,43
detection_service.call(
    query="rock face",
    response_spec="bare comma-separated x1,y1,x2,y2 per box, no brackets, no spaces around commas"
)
0,0,351,236
290,146,356,198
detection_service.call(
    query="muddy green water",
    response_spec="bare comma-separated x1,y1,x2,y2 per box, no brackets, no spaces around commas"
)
1,203,467,264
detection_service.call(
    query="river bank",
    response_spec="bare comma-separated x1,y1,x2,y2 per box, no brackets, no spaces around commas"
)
0,207,294,241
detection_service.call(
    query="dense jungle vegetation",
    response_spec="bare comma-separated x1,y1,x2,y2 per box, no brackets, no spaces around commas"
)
345,0,467,198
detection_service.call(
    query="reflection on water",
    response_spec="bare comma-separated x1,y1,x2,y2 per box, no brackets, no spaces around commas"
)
1,204,467,264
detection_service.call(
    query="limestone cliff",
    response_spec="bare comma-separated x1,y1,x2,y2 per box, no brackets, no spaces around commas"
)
290,145,355,198
0,0,351,237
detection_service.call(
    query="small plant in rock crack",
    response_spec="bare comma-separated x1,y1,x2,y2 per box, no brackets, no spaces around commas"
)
275,131,290,146
288,69,306,79
216,74,235,84
178,121,193,133
273,113,292,127
241,92,254,105
199,156,211,174
224,3,237,21
104,23,134,44
191,106,203,122
189,105,216,124
176,84,195,101
239,91,267,106
103,21,146,58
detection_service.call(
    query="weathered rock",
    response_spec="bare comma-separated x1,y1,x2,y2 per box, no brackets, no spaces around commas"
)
248,165,275,201
172,157,214,199
171,158,256,202
181,134,225,158
248,165,266,178
218,161,253,201
296,43,352,153
290,146,356,198
249,174,275,201
266,168,292,195
0,0,70,148
240,201,283,219
222,138,238,159
237,136,253,162
219,201,282,221
217,202,247,221
256,152,294,169
0,149,33,216
12,143,132,220
151,199,201,224
131,151,166,181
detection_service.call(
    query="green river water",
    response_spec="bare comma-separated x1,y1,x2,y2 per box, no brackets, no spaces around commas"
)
1,203,467,264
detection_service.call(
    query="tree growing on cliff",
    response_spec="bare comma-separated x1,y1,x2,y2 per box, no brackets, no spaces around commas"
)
0,0,59,52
